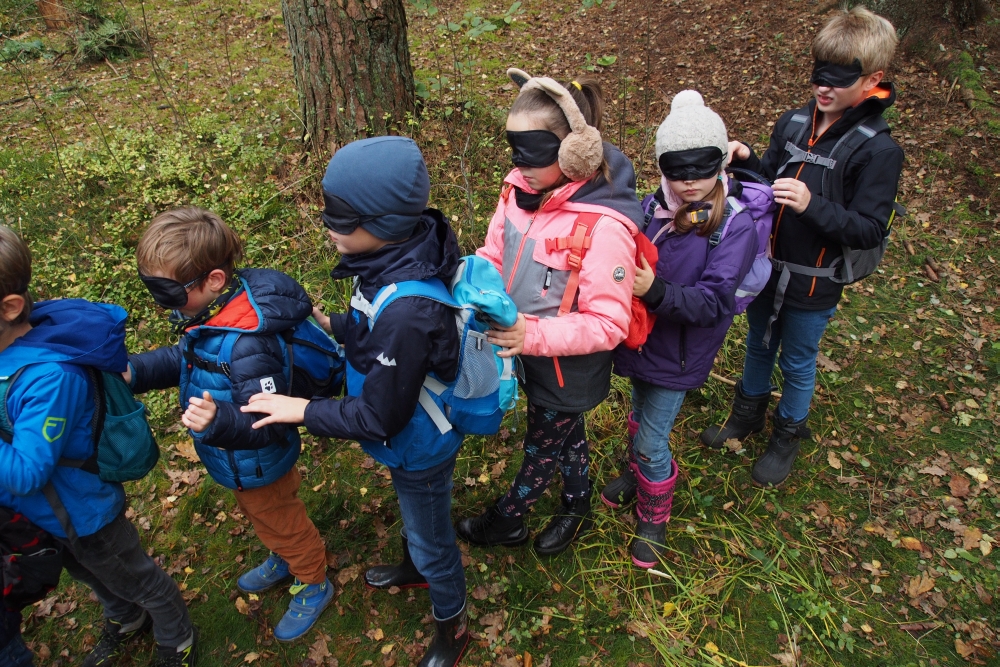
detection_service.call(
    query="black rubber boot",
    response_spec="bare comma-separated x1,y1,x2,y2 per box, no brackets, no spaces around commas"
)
533,484,592,556
418,604,469,667
455,504,528,547
600,467,637,509
699,381,770,449
751,414,810,487
365,536,428,590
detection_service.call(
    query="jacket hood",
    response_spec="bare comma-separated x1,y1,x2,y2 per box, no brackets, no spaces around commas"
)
570,142,646,227
330,209,461,289
197,268,312,335
4,299,128,373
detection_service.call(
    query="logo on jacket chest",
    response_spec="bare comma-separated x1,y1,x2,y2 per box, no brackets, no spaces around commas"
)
260,377,277,394
376,352,397,367
613,266,626,283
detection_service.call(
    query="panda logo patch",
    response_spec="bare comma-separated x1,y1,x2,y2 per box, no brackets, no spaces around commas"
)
612,266,626,283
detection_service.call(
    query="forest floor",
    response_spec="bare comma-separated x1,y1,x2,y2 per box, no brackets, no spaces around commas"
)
1,0,999,665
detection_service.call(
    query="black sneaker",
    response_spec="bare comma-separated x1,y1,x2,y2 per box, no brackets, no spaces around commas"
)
82,611,152,667
152,627,198,667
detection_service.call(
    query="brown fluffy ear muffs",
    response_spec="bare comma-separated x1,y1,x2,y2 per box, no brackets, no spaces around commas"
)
507,67,604,182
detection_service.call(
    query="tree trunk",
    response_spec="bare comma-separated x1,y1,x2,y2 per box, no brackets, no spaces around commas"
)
282,0,416,154
37,0,73,30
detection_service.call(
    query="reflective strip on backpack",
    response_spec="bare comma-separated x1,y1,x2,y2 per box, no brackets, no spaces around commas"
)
419,377,453,435
762,259,838,347
353,283,400,328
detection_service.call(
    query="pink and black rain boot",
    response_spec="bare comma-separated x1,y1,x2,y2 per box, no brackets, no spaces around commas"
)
631,459,679,569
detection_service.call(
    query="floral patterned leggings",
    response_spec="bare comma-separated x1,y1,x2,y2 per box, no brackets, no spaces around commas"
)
497,402,589,518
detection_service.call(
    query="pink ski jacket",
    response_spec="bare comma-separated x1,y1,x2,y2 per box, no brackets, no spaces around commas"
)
477,143,642,412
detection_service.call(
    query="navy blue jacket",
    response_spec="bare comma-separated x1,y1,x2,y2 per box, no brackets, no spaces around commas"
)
0,300,128,539
303,210,462,471
129,269,311,490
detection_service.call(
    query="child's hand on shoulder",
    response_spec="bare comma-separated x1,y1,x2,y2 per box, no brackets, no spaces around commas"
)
312,306,333,334
727,140,750,164
488,313,526,358
242,393,310,428
183,391,217,433
773,178,812,214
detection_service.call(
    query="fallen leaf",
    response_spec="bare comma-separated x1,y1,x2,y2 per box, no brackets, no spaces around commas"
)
816,353,841,372
235,597,249,615
949,475,971,498
336,564,362,586
471,586,488,600
962,526,983,551
900,536,925,551
917,464,948,476
308,635,331,661
174,439,201,463
770,651,797,667
907,572,935,598
955,638,975,658
828,451,842,470
244,652,260,663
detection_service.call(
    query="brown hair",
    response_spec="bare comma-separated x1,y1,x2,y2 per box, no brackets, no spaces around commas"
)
0,225,33,327
813,6,898,75
509,76,610,182
672,179,727,238
136,207,243,283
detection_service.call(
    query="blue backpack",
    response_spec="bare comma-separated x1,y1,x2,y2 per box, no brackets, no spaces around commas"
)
356,255,519,436
187,318,345,399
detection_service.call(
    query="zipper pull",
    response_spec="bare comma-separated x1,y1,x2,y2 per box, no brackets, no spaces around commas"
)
543,268,552,290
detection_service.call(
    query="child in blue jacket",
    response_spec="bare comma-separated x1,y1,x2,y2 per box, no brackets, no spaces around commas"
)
0,226,195,667
127,208,333,642
244,137,471,667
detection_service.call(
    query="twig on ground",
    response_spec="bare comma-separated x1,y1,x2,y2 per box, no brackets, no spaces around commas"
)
709,371,782,399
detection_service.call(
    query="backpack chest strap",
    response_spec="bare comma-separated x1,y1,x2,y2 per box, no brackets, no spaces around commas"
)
782,141,837,170
545,212,602,317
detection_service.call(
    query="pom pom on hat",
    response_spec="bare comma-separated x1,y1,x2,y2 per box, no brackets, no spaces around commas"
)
655,90,729,167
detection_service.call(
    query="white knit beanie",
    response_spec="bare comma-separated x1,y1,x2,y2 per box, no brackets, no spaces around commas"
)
655,90,729,166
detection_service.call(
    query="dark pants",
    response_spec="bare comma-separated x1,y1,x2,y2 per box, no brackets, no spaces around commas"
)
0,610,33,666
389,456,466,620
57,510,192,648
497,402,589,518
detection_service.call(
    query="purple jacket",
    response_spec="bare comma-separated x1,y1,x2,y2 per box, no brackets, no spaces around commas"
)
614,189,758,391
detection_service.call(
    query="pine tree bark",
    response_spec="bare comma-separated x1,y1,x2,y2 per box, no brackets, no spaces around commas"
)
37,0,73,30
282,0,416,154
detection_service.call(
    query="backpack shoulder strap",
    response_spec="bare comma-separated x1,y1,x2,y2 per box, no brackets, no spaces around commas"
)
55,368,102,475
182,332,240,378
0,366,27,444
640,194,658,231
709,198,742,247
823,113,889,206
364,279,459,331
544,212,601,317
774,112,813,178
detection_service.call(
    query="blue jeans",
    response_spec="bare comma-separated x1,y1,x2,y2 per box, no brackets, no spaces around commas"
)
631,379,686,482
742,297,837,422
0,611,33,666
390,456,466,620
57,510,193,648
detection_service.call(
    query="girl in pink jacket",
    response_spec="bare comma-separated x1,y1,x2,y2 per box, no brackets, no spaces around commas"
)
454,68,642,556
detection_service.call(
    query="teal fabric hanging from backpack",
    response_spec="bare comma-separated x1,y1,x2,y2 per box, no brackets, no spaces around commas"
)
355,255,519,436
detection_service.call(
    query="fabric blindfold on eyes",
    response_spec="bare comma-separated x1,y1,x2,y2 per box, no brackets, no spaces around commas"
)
811,58,864,88
321,192,383,234
139,275,190,309
506,130,562,168
658,146,724,181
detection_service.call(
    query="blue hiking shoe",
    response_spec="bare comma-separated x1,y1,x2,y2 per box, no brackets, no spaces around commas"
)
237,553,292,593
273,578,335,642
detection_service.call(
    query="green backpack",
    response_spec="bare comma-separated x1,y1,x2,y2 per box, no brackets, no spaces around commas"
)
0,365,159,541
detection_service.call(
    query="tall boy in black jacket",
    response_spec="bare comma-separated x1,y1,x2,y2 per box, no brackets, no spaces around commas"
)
700,6,904,486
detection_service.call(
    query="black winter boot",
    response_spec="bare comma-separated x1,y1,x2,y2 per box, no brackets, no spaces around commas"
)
699,381,770,449
365,536,428,590
82,611,153,667
533,484,592,556
455,504,528,547
601,412,640,509
751,414,810,487
418,604,469,667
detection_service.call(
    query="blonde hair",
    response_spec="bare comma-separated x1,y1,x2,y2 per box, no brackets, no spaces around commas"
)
0,225,33,326
813,6,898,75
672,178,727,238
136,207,243,283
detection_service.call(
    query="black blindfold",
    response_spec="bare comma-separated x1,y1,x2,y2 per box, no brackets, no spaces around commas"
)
506,130,561,168
321,192,380,235
139,269,213,310
811,58,864,89
658,146,725,181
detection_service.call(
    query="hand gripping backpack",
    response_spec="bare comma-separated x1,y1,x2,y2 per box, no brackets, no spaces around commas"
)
352,255,520,436
641,168,776,315
0,365,159,541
